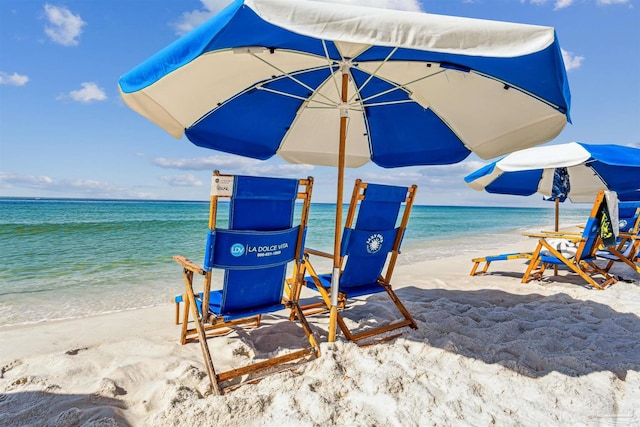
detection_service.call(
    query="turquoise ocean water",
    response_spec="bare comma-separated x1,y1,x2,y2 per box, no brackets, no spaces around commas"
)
0,198,591,327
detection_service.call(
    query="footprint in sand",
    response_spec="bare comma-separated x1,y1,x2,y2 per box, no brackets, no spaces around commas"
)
65,347,89,356
54,407,82,427
0,360,22,378
96,378,127,397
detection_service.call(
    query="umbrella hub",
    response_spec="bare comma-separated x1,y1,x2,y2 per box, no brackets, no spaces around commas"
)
339,103,349,118
339,58,354,73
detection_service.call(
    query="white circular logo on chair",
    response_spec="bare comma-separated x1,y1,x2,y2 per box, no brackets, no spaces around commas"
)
366,233,384,254
230,243,245,257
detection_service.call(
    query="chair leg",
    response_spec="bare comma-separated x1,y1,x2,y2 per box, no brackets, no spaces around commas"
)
180,294,191,345
291,303,321,357
522,243,544,283
181,270,220,395
384,284,418,330
605,246,640,274
470,260,490,276
469,261,481,276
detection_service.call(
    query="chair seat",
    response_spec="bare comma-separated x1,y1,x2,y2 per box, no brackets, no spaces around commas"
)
540,254,596,265
473,252,532,263
194,291,284,322
304,272,387,298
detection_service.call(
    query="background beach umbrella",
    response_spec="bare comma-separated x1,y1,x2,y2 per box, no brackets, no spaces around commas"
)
118,0,571,342
464,141,640,231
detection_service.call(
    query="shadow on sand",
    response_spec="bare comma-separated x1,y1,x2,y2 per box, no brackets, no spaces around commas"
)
0,389,130,427
339,286,640,380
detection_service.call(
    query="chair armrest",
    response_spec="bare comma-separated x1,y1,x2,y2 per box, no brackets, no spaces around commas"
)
619,232,639,240
536,230,582,236
304,247,334,259
524,232,583,242
173,255,206,275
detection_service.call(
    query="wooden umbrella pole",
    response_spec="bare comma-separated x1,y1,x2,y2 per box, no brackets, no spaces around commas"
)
554,198,559,275
329,70,349,343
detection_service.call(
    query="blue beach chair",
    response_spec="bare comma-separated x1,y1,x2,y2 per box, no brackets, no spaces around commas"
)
597,202,640,274
173,171,320,395
469,199,640,277
291,179,418,345
522,190,618,290
618,201,640,233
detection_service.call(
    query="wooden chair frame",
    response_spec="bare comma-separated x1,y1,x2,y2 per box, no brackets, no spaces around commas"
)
522,191,618,290
288,179,418,345
174,171,320,395
600,207,640,274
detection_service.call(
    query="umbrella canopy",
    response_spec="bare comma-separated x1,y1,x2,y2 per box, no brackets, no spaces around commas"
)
464,142,640,203
119,0,570,166
465,142,640,276
119,0,572,342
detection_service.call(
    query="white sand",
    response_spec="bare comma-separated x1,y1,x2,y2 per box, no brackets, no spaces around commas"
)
1,238,639,427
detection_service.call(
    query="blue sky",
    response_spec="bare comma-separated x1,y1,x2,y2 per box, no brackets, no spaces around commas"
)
1,0,638,206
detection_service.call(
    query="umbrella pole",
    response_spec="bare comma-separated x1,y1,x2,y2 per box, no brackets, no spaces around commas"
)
328,70,349,343
554,198,559,275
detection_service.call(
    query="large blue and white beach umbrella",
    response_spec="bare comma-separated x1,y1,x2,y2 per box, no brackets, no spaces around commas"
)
464,142,640,203
119,0,571,342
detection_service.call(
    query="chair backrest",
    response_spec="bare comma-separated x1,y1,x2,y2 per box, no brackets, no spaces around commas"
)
338,180,417,290
575,190,612,260
618,202,640,233
203,172,312,317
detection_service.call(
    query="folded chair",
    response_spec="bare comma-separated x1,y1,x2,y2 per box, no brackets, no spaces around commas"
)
173,171,320,395
289,179,418,345
470,252,533,276
522,190,618,290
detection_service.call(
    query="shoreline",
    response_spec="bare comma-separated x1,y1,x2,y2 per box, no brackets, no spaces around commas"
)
1,237,638,426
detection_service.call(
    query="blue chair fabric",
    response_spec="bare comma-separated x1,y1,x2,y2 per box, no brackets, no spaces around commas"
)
173,172,319,394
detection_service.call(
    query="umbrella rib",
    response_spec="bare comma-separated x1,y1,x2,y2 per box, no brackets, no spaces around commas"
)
256,85,336,108
358,69,446,104
250,51,338,107
360,99,416,108
347,47,398,104
322,40,343,101
472,70,563,111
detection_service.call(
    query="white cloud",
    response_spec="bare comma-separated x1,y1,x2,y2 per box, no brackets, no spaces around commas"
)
246,163,314,177
0,72,29,86
64,179,116,191
419,161,488,177
561,49,584,71
173,0,232,35
0,173,53,188
153,155,314,178
160,174,204,187
43,4,86,46
153,155,261,171
597,0,629,4
0,173,154,198
348,161,485,192
554,0,574,9
59,82,107,103
526,0,628,7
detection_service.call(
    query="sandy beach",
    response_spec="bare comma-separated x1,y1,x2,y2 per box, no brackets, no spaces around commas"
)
1,237,639,427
